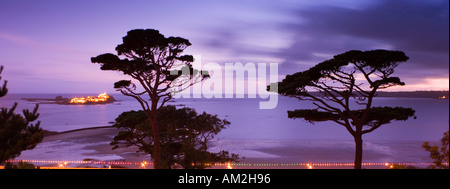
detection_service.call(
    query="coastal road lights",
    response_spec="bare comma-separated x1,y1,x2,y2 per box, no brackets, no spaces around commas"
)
385,162,395,169
226,162,233,169
141,161,148,169
58,161,68,168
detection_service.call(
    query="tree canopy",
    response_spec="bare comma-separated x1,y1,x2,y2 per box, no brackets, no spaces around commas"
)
111,105,239,169
0,66,43,164
422,130,449,169
91,29,208,106
275,50,409,96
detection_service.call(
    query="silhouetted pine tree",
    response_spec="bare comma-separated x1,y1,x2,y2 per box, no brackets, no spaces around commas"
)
0,65,44,164
91,29,209,168
269,50,416,169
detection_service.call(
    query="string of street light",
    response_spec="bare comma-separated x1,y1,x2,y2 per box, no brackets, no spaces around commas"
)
3,159,444,169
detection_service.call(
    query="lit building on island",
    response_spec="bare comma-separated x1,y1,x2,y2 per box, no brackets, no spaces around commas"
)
69,92,114,104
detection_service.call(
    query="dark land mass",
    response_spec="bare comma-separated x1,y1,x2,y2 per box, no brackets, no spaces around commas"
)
309,91,448,99
375,91,449,98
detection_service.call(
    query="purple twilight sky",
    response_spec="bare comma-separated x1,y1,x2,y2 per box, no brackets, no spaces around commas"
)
0,0,448,94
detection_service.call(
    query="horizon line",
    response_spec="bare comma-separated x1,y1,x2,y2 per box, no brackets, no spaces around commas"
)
5,90,450,95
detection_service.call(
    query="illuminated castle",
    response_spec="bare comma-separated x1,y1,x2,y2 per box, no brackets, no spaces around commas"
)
69,92,115,104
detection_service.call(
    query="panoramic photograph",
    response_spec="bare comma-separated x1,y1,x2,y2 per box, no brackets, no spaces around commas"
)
0,0,448,179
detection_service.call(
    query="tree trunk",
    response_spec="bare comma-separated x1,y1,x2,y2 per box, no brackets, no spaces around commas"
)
353,133,363,169
148,113,162,169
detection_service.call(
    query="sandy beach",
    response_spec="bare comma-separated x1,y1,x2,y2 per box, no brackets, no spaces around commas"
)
16,126,146,168
14,126,433,169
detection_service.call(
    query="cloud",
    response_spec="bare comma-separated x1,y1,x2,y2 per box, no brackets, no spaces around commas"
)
1,0,447,92
186,0,448,91
0,32,37,47
275,0,448,81
0,31,92,56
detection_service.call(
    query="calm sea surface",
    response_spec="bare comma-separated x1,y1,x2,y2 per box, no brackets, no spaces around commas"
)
1,93,448,142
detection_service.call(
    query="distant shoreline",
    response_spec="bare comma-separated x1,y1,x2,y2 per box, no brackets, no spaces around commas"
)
56,125,114,134
375,91,449,99
43,125,114,137
8,90,450,99
304,91,449,99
